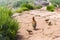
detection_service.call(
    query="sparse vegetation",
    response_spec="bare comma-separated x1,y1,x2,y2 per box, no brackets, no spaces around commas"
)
0,7,18,40
21,7,29,11
46,5,55,12
16,7,29,13
21,3,35,10
50,0,60,7
35,5,42,9
16,8,23,13
16,3,35,13
16,3,43,13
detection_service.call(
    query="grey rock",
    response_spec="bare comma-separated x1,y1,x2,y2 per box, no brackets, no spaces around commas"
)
34,0,49,6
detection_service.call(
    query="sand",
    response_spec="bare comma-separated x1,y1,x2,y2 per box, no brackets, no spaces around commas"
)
13,8,60,40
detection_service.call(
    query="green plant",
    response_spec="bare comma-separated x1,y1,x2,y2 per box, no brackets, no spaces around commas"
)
16,7,29,13
0,7,18,40
16,8,23,13
0,7,13,16
21,7,29,11
36,5,42,9
12,0,34,8
21,3,35,10
46,5,55,12
50,0,60,7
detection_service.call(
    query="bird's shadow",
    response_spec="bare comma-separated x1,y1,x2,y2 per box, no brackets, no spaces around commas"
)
15,34,24,40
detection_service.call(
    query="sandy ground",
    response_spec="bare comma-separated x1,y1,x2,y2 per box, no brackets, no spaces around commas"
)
13,8,60,40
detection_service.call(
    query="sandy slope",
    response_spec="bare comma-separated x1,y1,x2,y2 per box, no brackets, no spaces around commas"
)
13,9,60,40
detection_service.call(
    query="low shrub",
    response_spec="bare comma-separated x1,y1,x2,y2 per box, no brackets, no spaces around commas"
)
16,8,23,13
50,0,60,7
16,7,29,13
21,7,29,11
36,5,42,9
0,7,18,40
16,4,42,13
0,7,13,16
46,5,55,12
21,3,35,10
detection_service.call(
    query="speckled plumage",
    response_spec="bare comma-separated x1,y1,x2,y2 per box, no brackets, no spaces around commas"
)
32,17,36,30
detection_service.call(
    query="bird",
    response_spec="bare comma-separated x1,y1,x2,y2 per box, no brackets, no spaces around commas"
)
45,19,52,26
45,19,49,23
32,17,37,30
48,21,52,26
45,19,49,21
27,30,32,32
26,29,33,35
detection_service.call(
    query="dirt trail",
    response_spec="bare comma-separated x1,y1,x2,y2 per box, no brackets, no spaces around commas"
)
13,9,60,40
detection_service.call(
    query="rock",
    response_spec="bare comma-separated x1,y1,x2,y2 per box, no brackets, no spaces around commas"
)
34,0,49,6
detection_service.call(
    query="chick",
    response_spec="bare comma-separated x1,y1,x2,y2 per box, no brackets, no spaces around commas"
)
48,21,52,26
27,30,32,32
27,30,33,35
45,19,49,23
45,19,52,26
